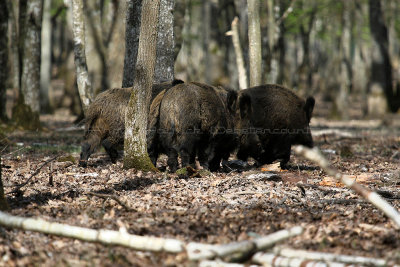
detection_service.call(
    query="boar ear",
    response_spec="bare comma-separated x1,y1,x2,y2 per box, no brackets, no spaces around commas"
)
304,96,315,122
239,94,252,119
226,90,238,113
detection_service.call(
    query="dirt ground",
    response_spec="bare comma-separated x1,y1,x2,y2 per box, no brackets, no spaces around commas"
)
1,107,400,266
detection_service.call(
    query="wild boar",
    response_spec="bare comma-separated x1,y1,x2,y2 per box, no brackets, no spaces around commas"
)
236,84,315,168
79,80,183,167
151,82,243,172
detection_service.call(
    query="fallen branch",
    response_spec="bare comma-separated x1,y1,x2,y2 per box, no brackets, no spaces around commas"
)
293,145,400,228
86,192,135,211
252,252,351,267
187,226,303,261
8,155,59,195
0,211,183,253
273,247,389,266
199,260,258,267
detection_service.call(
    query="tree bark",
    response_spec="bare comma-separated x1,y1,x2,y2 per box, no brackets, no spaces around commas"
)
336,0,352,120
227,17,248,90
122,0,143,88
247,0,262,86
72,0,93,113
202,0,212,84
0,157,9,211
368,0,399,113
40,0,52,113
0,0,8,121
123,0,160,171
154,0,175,83
21,0,43,114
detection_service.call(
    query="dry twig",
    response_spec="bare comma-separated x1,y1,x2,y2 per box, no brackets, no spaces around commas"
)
86,192,135,211
0,211,183,253
294,145,400,228
252,252,354,267
273,247,389,266
187,226,303,261
8,155,59,195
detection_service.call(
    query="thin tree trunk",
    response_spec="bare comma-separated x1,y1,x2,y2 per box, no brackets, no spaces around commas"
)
0,157,9,211
84,0,110,91
202,0,211,84
5,0,20,92
0,0,8,121
122,0,143,88
247,0,262,86
154,0,175,83
72,0,93,113
40,0,52,113
336,0,352,120
227,17,248,89
369,0,399,113
123,0,160,171
174,0,186,60
21,0,43,114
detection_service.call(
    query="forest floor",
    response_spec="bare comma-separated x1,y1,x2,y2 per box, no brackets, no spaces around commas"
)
0,108,400,266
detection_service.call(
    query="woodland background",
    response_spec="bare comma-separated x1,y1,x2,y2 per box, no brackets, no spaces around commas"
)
0,0,400,266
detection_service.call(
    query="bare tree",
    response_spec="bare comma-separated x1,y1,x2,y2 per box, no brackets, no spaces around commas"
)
40,0,52,113
0,0,8,121
20,0,43,114
247,0,262,86
72,0,93,113
154,0,175,83
336,0,353,120
122,0,143,88
368,0,400,114
123,0,161,171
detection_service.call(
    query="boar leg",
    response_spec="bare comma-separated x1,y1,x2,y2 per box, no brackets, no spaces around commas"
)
102,138,119,163
208,152,223,171
180,146,196,169
167,148,179,172
197,147,209,170
277,141,291,169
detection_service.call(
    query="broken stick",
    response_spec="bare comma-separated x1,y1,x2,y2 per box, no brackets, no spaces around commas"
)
294,145,400,228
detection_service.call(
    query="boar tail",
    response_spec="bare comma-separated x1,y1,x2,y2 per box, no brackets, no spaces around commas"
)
304,96,315,122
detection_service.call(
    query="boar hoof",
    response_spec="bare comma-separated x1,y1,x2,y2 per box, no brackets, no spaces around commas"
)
79,160,88,167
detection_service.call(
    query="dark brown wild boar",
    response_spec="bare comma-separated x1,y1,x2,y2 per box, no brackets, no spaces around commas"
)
79,80,183,167
236,84,315,168
151,82,246,172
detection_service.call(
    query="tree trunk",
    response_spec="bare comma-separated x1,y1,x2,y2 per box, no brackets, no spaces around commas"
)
122,0,143,88
72,0,93,113
202,0,212,84
0,157,9,211
368,0,399,113
40,0,52,113
0,0,8,121
154,0,175,83
21,0,43,114
336,0,352,120
5,0,20,92
174,0,185,60
247,0,262,86
84,0,110,92
123,0,160,171
227,17,248,90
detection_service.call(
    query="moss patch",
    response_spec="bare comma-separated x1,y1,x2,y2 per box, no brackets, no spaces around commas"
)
123,153,158,172
11,98,41,131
